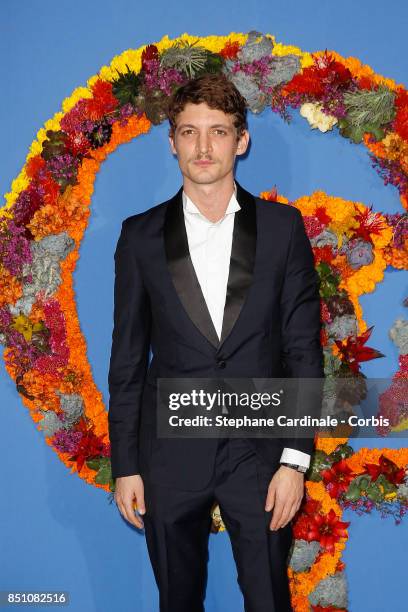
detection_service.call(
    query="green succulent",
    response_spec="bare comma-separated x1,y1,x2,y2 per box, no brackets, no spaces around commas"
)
111,64,142,107
330,443,354,463
160,39,222,79
345,472,397,503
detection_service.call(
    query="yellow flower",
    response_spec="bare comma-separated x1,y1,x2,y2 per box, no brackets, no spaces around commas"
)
11,314,43,342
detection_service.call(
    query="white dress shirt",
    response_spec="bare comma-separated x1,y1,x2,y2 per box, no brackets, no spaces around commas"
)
182,183,311,469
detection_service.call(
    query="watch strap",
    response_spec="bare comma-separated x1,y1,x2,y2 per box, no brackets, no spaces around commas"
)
280,461,308,473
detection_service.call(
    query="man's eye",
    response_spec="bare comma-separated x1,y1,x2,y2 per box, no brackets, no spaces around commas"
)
180,129,226,135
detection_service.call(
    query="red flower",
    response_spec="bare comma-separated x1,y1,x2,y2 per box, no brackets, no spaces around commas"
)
293,513,313,539
350,204,386,244
320,327,329,347
65,131,92,157
86,80,118,121
141,44,159,71
321,301,331,325
282,50,352,98
334,325,384,374
321,459,356,498
313,245,334,265
263,186,278,201
303,215,326,238
282,66,326,97
313,51,352,84
315,205,332,225
68,418,108,472
363,454,406,485
303,497,323,516
394,87,408,142
26,155,46,179
220,40,240,60
293,498,322,539
358,76,376,91
305,509,350,553
40,174,61,205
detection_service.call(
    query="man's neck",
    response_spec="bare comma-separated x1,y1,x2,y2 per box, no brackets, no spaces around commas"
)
183,176,236,223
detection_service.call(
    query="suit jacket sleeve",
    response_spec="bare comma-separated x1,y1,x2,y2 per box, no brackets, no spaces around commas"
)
108,218,152,479
279,206,324,458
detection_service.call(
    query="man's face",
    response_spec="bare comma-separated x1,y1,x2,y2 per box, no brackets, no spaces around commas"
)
168,102,249,186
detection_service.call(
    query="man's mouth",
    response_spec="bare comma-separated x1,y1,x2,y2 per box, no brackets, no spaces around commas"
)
193,160,214,166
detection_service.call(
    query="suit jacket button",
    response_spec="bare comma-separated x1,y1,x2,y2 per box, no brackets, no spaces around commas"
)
217,359,226,369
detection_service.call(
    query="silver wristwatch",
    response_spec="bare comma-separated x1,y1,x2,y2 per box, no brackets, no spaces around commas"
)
280,461,308,474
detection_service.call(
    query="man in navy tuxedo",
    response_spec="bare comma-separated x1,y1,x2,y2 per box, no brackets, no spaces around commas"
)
108,72,324,612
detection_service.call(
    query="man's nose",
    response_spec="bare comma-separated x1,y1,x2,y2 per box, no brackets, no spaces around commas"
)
197,133,212,155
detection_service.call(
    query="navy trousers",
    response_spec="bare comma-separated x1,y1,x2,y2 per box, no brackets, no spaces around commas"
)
141,437,294,612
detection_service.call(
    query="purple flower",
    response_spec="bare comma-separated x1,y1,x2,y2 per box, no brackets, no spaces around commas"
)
370,154,408,195
46,152,79,187
0,219,33,277
0,307,13,329
144,62,184,95
384,212,408,248
51,428,83,453
118,102,136,125
12,185,44,227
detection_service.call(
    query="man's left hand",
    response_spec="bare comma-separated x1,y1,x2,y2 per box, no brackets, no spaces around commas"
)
265,465,305,530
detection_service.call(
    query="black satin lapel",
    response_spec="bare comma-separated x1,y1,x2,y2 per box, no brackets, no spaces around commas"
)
219,181,257,350
164,187,220,349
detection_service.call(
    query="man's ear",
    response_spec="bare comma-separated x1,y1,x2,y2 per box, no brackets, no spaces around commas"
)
168,131,177,155
236,129,250,155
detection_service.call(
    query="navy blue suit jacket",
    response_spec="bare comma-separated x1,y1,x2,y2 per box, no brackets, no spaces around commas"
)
108,180,324,489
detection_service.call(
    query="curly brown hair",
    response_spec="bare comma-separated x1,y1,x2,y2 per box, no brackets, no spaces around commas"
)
166,72,248,140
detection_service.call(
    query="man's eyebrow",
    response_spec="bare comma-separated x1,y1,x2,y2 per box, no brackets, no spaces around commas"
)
176,123,232,130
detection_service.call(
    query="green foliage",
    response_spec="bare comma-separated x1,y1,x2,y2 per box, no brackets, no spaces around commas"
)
345,472,397,502
308,449,332,482
317,261,340,298
339,85,396,144
198,52,224,75
330,443,354,463
111,65,142,107
86,456,112,485
41,130,67,160
160,39,223,78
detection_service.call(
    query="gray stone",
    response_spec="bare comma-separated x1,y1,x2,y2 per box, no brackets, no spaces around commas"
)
309,571,348,608
288,540,321,572
326,314,358,340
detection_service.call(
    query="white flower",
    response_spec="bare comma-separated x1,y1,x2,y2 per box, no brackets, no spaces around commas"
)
300,102,338,132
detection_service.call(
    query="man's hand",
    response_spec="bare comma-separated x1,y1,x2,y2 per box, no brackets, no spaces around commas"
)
265,465,305,531
114,474,146,529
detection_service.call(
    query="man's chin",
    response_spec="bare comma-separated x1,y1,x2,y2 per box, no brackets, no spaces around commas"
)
184,173,220,185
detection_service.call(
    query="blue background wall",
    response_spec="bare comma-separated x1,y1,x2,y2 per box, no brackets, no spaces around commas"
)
1,1,407,610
